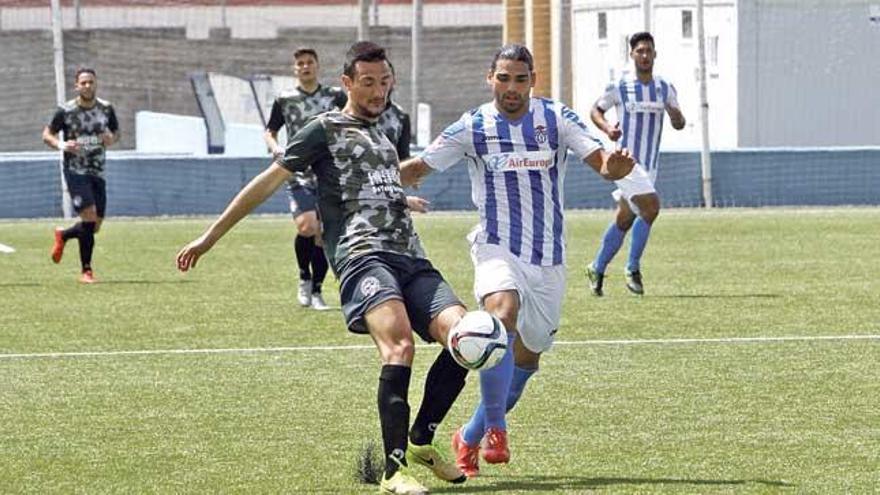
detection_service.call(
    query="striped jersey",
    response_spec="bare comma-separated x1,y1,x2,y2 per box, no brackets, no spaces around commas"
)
596,75,679,178
421,98,603,266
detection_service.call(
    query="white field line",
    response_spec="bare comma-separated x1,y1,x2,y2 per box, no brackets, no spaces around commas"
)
1,334,878,361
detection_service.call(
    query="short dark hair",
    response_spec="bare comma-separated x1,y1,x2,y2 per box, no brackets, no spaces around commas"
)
629,31,655,50
343,41,388,78
74,67,96,80
293,47,318,62
490,44,534,72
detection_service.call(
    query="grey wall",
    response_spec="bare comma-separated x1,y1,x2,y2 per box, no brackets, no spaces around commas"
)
738,0,880,147
2,148,878,219
0,25,502,152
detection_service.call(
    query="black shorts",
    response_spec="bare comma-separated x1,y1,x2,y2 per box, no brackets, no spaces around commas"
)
286,184,317,218
64,171,106,218
338,252,463,342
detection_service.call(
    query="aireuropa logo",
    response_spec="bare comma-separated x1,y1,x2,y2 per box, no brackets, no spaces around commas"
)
484,151,553,172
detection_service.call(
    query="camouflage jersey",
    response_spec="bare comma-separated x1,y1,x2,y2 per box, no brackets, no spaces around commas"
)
266,84,347,189
280,111,426,274
48,98,119,178
376,100,412,160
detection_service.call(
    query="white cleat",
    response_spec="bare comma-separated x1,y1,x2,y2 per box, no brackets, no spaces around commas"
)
297,279,312,307
310,293,331,311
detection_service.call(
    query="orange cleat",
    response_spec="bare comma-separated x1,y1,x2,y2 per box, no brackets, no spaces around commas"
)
481,427,510,464
51,227,66,264
451,427,480,478
79,270,96,284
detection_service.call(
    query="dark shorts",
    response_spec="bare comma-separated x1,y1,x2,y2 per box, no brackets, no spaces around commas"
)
287,184,317,218
64,171,106,218
338,252,463,342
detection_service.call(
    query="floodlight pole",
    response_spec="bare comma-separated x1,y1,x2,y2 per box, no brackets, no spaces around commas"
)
358,0,371,40
696,0,713,207
51,0,73,219
411,0,422,133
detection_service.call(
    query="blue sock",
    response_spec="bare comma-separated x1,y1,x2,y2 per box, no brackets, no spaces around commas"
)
594,222,627,274
461,332,516,445
627,217,652,272
505,366,536,413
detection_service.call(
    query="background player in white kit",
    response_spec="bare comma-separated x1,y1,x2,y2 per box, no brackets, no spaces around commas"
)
401,44,634,477
586,31,686,296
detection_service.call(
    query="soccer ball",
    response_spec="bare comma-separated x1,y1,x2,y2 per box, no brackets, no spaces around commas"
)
447,310,508,371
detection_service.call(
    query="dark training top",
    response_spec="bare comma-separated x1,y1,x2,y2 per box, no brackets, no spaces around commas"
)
267,85,347,189
280,110,426,274
48,98,119,178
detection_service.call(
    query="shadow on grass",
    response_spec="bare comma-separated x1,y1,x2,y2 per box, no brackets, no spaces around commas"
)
651,293,781,299
432,475,795,493
91,279,196,285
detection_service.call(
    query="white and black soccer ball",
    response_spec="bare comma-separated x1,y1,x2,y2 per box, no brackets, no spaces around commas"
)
447,310,508,371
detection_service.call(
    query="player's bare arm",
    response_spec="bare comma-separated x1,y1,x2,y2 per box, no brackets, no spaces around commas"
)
667,105,686,130
405,196,430,213
584,148,635,181
101,129,120,147
263,129,284,161
42,126,79,153
177,163,292,271
399,157,433,188
590,103,621,141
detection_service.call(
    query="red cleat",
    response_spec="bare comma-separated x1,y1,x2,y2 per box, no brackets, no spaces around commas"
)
79,270,96,284
481,427,510,464
51,227,65,264
451,427,480,478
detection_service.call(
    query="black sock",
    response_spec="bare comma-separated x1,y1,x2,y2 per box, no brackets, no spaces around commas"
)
62,222,83,242
311,245,328,293
410,349,468,446
79,221,96,272
378,364,411,479
294,235,313,281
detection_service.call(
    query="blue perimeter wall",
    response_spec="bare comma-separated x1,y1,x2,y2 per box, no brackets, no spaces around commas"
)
1,148,878,219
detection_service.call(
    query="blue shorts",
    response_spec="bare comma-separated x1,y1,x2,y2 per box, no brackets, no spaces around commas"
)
338,252,463,341
286,184,317,218
64,171,106,218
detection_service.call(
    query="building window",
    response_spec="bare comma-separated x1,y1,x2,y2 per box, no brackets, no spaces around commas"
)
682,10,693,39
598,12,607,40
709,35,719,66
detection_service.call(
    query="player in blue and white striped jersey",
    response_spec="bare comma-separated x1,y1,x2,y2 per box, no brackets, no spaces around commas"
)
401,44,635,477
586,31,686,296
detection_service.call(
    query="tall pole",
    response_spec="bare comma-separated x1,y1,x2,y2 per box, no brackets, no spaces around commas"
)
696,0,713,207
74,0,82,29
359,0,371,40
411,0,422,136
642,0,651,31
51,0,73,219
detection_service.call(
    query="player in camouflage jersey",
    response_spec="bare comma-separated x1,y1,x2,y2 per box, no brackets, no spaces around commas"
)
265,47,348,310
42,67,119,284
178,42,471,495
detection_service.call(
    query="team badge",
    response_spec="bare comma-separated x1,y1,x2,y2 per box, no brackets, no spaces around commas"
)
360,276,381,298
534,125,548,144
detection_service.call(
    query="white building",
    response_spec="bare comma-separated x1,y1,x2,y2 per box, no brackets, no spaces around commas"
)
571,0,880,149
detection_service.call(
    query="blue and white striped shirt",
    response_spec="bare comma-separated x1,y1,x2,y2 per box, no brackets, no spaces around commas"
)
421,98,603,266
596,75,679,178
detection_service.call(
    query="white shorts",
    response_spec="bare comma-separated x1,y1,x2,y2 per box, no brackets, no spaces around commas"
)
470,240,566,353
611,163,656,214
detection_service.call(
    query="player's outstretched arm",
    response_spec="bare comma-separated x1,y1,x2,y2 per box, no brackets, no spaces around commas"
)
177,163,292,272
405,195,430,213
399,157,434,188
584,148,635,181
